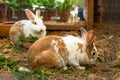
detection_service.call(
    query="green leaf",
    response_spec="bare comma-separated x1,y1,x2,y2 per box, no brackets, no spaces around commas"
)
0,56,5,61
7,58,16,66
19,34,38,43
5,44,11,49
0,62,4,66
63,74,69,78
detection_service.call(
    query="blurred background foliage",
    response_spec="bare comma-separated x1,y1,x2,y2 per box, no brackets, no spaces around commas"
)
0,0,84,11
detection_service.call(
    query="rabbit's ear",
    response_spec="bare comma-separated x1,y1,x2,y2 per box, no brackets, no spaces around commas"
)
80,27,88,40
36,9,41,17
87,30,94,45
25,9,35,20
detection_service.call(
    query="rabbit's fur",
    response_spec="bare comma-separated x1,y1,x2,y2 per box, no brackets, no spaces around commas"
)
27,28,98,70
9,9,46,45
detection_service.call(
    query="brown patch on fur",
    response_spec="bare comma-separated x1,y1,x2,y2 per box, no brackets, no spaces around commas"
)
86,43,94,59
77,43,83,53
13,21,24,33
9,21,25,44
27,35,68,69
28,50,63,69
57,39,68,64
75,43,84,63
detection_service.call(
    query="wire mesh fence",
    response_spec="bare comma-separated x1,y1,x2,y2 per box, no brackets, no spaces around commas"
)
94,0,120,23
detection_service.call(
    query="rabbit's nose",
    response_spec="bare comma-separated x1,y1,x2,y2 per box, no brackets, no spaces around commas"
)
38,29,43,34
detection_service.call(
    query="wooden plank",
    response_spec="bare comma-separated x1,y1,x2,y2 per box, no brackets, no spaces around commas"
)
0,21,86,37
87,0,94,28
46,24,81,30
0,23,11,37
44,21,86,30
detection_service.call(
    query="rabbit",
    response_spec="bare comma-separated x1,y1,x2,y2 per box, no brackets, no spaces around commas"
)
9,9,46,45
27,27,98,70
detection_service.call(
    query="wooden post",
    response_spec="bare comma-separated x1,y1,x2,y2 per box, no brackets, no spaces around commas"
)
87,0,94,29
0,2,8,22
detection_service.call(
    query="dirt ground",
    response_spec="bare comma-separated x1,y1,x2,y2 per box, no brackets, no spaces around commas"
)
0,24,120,80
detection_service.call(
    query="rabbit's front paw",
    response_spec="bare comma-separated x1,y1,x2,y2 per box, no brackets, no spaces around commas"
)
63,66,68,71
76,66,85,70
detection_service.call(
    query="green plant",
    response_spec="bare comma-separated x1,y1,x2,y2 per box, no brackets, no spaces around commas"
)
0,56,18,71
12,34,38,53
0,56,5,67
13,71,34,80
13,68,55,80
29,0,60,11
32,68,55,80
62,73,69,79
56,0,76,12
1,0,32,10
19,34,38,43
112,68,120,74
0,56,5,61
5,44,11,49
80,70,91,77
15,34,38,49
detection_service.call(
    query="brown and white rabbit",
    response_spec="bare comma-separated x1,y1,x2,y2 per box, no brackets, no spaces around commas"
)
9,9,46,45
27,28,98,70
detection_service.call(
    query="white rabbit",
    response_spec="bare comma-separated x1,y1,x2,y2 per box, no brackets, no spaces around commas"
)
9,9,46,45
27,27,98,70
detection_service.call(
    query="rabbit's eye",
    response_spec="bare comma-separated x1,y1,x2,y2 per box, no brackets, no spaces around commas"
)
93,52,96,55
32,20,37,25
91,51,96,56
34,22,37,25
